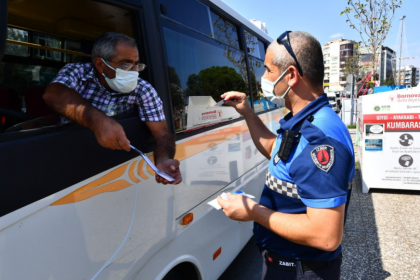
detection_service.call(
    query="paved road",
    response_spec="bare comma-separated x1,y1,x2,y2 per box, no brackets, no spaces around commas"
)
219,129,420,280
218,236,262,280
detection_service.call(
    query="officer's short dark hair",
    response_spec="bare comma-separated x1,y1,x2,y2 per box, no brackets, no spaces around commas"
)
267,31,324,88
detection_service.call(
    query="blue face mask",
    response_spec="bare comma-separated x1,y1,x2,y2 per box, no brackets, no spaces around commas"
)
261,68,290,107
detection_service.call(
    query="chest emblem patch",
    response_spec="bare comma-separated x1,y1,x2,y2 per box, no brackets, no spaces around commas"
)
310,145,334,173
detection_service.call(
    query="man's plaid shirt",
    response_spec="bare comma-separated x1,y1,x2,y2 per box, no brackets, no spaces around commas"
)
51,63,165,122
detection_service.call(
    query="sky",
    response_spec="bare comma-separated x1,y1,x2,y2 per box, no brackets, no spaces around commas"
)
222,0,420,67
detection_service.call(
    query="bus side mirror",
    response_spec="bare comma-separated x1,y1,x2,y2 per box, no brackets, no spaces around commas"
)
0,0,8,61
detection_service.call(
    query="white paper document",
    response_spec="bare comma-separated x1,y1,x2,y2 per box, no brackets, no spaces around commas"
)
130,144,175,182
207,191,255,210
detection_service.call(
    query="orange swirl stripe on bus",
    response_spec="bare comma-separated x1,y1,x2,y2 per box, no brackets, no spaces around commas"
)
51,110,287,206
129,161,141,183
137,159,149,180
51,163,132,205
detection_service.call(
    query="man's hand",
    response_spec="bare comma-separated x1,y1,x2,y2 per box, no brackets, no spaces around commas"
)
92,116,131,151
156,159,182,185
221,91,253,117
217,193,257,222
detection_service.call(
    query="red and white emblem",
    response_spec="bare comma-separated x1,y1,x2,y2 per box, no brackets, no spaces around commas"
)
310,145,335,173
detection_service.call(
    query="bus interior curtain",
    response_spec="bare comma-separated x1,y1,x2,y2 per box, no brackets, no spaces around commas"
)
0,0,8,61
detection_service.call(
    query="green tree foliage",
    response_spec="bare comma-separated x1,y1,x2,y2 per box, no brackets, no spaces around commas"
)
185,66,246,102
341,0,402,77
5,27,28,57
381,76,395,85
167,67,184,121
342,42,363,80
211,14,265,103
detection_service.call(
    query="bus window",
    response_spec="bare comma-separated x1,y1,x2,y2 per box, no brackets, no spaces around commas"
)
249,56,277,113
209,11,240,50
244,29,260,58
63,39,83,63
33,33,62,61
1,0,134,133
248,37,276,113
258,39,266,61
5,27,29,57
162,23,248,133
159,0,212,36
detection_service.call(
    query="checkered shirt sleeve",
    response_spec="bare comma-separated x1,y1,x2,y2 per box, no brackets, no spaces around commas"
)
137,79,165,122
51,63,83,92
265,170,301,199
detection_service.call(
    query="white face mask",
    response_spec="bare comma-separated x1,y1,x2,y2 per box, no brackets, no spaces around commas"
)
101,58,139,93
261,68,290,107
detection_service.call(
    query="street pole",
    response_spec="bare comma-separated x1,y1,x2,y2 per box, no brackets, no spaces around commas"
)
350,75,355,125
398,16,406,86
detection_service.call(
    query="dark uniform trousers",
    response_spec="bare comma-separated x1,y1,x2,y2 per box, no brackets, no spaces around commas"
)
260,250,342,280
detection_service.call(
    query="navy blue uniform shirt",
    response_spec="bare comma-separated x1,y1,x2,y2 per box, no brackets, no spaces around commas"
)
254,93,355,262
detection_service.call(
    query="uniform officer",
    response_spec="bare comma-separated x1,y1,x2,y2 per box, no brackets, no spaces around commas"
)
218,31,354,280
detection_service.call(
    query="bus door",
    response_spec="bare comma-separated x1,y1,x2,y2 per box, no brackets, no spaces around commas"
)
0,0,176,279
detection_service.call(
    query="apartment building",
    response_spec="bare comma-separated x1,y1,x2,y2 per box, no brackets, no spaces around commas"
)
250,19,267,34
395,65,419,86
322,38,356,92
359,45,396,82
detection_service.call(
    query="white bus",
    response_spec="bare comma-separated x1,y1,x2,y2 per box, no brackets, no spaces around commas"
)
0,0,287,279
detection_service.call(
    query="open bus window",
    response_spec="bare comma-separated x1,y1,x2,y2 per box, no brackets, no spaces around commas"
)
5,114,62,133
5,27,29,57
1,0,135,135
163,25,248,133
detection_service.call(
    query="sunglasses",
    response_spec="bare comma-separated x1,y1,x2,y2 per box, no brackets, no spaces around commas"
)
276,31,304,77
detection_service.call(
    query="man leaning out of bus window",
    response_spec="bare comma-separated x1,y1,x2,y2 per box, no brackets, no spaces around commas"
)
218,31,354,280
43,32,181,185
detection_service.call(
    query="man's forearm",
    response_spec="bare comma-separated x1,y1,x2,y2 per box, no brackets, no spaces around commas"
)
153,132,176,164
250,204,344,251
44,83,106,129
242,110,277,159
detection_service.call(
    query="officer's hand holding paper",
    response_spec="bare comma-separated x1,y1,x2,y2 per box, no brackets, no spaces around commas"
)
215,191,257,222
208,191,255,210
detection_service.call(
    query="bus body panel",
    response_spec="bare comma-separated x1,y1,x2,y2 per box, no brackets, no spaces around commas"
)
0,158,176,279
1,0,285,278
0,111,283,280
132,157,270,280
96,112,282,280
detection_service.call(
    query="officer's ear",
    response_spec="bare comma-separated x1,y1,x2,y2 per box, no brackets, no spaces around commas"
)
287,65,300,88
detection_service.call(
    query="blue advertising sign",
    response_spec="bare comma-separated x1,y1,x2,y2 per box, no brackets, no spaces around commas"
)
365,139,383,151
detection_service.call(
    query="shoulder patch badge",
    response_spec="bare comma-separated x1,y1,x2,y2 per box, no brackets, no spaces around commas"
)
310,145,335,173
